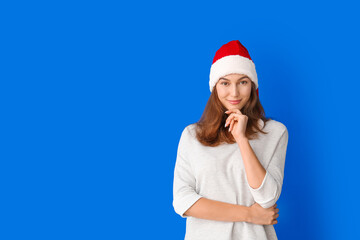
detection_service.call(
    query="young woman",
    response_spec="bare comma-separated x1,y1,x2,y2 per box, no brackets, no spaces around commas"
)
172,40,289,240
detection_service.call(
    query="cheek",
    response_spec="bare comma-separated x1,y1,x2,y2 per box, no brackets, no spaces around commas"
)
216,88,227,97
241,86,252,96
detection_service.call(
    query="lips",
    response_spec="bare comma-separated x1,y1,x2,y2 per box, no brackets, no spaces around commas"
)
228,100,241,104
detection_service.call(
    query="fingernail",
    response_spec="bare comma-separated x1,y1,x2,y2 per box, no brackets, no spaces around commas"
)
224,122,227,127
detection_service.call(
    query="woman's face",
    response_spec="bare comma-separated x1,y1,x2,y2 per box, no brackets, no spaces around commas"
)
216,73,252,111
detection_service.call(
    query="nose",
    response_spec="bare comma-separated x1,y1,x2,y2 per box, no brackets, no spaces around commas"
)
230,84,240,97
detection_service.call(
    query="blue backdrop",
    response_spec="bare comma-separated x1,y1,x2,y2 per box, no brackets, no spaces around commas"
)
1,0,359,239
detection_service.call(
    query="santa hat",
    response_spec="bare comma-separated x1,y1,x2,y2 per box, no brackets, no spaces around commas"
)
209,40,259,97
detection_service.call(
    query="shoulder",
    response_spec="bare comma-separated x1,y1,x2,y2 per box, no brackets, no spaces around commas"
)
263,119,288,138
181,123,197,139
177,123,199,155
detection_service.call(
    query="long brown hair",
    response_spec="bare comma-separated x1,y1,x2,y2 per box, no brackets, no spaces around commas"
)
195,80,271,146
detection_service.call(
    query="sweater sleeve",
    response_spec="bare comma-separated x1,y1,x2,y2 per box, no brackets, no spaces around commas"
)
246,127,289,208
172,128,203,218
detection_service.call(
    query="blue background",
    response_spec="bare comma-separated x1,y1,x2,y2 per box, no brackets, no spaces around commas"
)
1,0,359,239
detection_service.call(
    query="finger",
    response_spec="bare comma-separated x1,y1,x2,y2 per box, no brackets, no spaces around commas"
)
272,219,278,225
228,113,239,121
225,113,237,127
225,109,243,115
229,118,235,132
275,208,279,213
230,117,237,132
275,213,279,218
231,118,236,131
236,109,243,115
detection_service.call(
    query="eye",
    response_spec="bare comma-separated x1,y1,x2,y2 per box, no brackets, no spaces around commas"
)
240,81,248,85
221,82,229,86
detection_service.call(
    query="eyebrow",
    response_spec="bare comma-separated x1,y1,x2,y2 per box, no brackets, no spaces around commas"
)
219,76,250,81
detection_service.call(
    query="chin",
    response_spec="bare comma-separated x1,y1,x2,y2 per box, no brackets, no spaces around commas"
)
227,106,242,110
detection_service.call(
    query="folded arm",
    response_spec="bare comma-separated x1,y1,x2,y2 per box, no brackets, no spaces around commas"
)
172,151,250,222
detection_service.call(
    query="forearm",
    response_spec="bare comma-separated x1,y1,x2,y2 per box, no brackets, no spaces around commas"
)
184,197,251,222
237,137,266,189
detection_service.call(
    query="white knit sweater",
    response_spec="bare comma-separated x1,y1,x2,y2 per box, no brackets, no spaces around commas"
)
172,119,289,240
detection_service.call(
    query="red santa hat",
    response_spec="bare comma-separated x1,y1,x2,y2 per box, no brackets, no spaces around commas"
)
209,40,259,97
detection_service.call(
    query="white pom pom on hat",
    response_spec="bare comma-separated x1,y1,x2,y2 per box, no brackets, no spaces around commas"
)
209,40,259,97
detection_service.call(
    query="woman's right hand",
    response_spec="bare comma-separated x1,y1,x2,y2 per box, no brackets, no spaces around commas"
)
248,202,279,225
